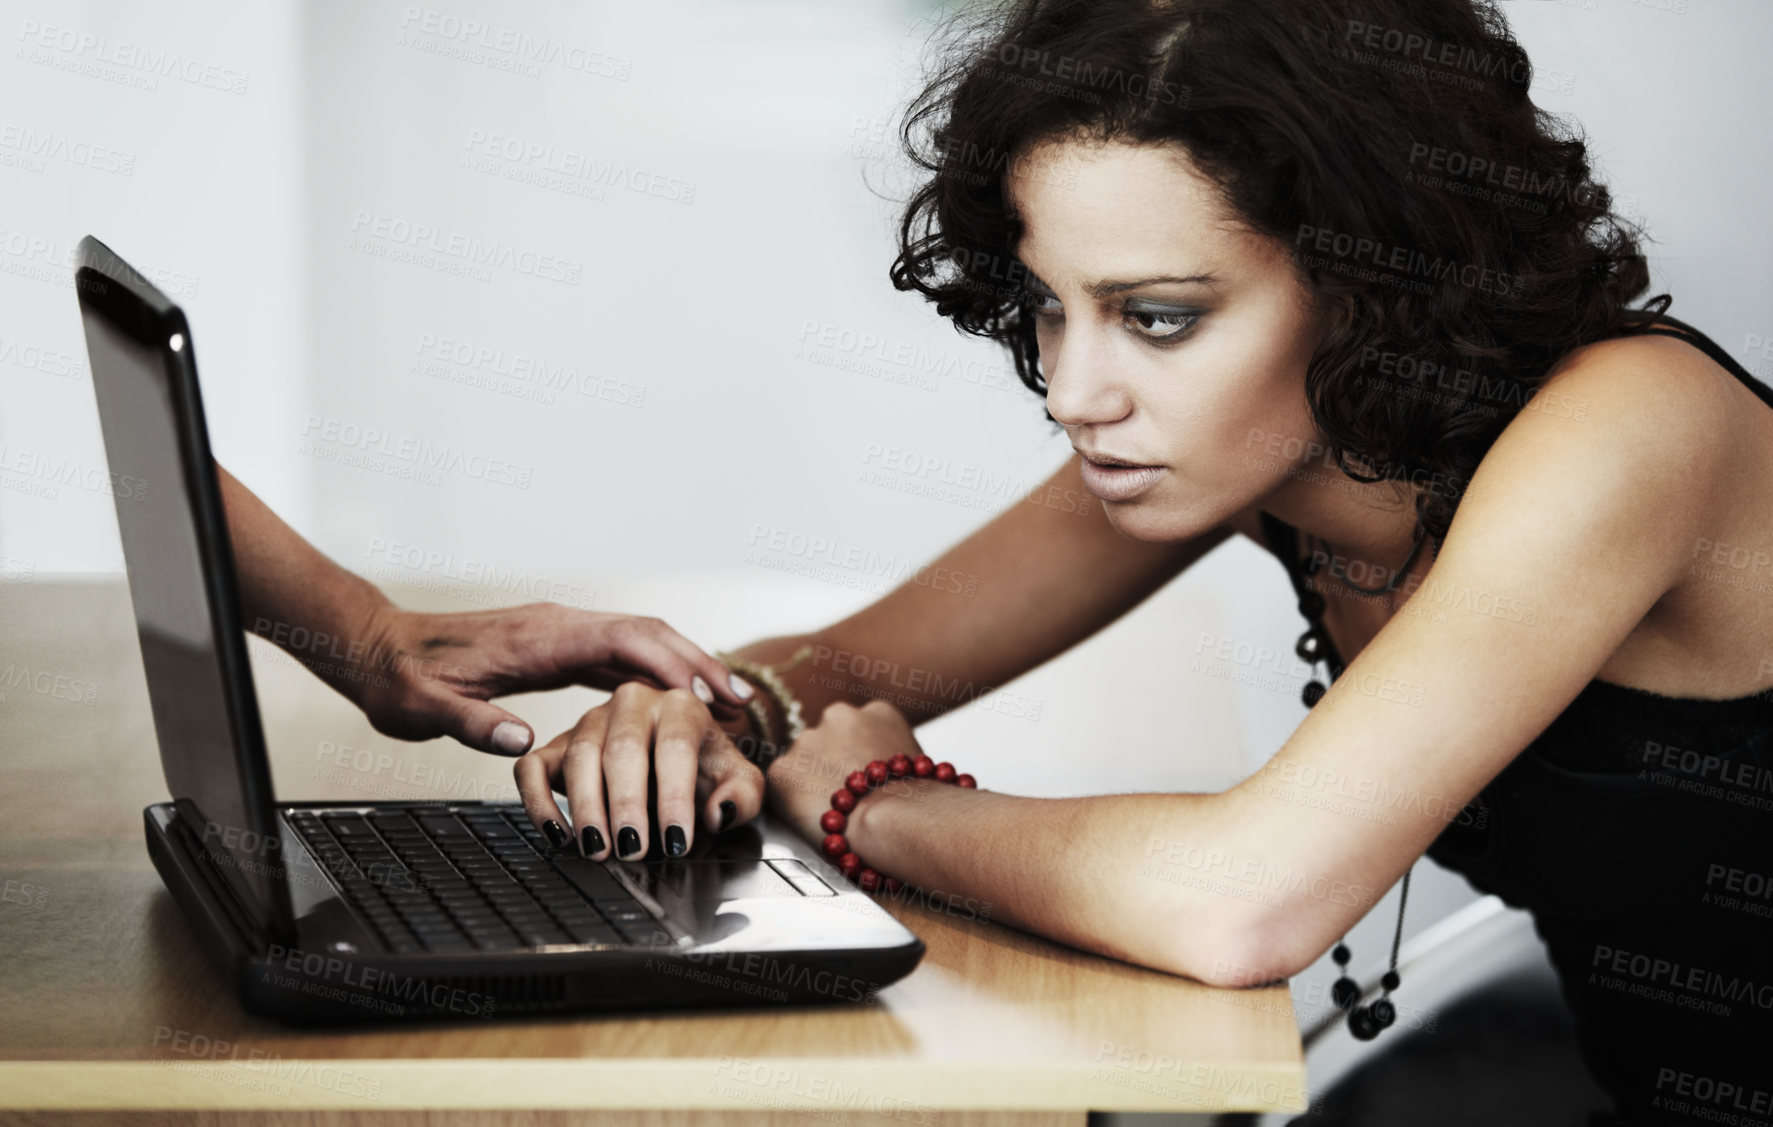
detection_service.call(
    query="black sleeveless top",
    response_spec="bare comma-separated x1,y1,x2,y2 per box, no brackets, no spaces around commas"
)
1259,314,1773,1124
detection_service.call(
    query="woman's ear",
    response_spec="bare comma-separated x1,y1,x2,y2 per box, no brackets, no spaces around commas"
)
1312,291,1355,355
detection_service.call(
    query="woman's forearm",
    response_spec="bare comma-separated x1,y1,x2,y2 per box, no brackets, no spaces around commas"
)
724,626,1056,734
219,464,394,706
836,771,1259,983
721,458,1224,733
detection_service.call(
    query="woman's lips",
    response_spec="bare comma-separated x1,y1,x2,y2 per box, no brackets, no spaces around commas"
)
1078,458,1166,501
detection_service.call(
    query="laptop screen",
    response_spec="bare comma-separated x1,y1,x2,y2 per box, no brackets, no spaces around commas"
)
75,237,289,937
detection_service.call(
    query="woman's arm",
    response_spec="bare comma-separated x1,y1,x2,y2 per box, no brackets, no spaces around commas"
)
507,452,1236,861
726,453,1234,733
219,465,754,753
769,346,1735,985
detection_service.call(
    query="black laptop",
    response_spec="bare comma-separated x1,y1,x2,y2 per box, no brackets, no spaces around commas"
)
72,235,924,1023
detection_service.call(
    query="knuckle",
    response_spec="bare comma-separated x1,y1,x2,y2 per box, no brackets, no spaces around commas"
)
603,734,648,762
611,680,652,706
654,732,697,761
661,686,701,711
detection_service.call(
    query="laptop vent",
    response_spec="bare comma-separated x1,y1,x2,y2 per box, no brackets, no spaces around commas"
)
427,972,571,1015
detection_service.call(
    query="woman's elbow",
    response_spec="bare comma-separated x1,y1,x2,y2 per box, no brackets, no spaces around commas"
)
1162,904,1329,988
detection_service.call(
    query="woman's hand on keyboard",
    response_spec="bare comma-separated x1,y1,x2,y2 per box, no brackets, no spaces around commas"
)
349,602,756,758
511,683,766,861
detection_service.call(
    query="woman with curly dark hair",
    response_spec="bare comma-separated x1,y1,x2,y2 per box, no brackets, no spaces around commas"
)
511,0,1773,1118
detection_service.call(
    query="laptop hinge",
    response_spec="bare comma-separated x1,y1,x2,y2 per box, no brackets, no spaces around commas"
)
167,814,279,955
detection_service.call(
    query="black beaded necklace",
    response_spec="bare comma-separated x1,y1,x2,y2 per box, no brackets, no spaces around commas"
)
1292,520,1431,1040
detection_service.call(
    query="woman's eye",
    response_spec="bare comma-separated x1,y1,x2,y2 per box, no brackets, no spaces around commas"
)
1125,307,1199,341
1026,293,1063,319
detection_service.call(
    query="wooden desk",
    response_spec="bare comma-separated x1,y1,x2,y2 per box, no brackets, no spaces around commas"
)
0,579,1305,1124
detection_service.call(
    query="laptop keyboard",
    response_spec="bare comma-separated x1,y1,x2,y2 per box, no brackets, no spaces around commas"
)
288,805,672,954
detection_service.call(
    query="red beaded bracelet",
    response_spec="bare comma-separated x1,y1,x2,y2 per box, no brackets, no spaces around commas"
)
817,752,976,893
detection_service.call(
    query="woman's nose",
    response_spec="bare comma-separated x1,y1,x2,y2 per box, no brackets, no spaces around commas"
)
1041,329,1131,427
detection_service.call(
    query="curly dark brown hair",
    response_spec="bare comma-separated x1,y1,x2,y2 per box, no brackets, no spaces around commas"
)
889,0,1668,542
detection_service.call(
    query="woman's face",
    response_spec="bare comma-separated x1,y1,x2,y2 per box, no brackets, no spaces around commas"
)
1007,136,1333,542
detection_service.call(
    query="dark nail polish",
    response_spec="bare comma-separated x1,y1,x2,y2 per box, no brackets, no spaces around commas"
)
718,799,737,832
617,825,642,858
665,824,687,857
580,825,606,856
542,820,569,850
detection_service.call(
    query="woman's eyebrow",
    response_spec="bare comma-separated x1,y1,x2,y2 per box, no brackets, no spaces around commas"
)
1086,273,1218,298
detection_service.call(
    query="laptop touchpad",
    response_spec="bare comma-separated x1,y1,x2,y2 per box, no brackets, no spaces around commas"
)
630,857,803,905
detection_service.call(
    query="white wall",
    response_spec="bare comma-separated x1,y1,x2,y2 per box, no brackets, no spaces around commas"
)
0,0,311,573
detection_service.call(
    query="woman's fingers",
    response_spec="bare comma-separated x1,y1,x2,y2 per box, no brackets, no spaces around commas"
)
512,734,572,849
588,617,756,713
652,689,713,857
559,706,613,860
513,681,743,864
429,683,535,756
697,727,766,834
601,682,658,860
